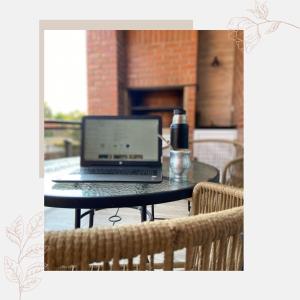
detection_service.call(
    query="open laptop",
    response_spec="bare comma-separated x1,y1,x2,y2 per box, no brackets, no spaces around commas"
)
52,115,163,183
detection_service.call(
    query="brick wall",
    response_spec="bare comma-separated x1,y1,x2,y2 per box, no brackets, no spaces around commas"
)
116,31,127,115
126,30,198,87
184,85,197,139
197,30,236,127
87,30,125,115
87,30,243,137
125,30,198,133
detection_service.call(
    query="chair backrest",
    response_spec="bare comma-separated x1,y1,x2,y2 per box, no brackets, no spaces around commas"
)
190,139,243,182
190,182,244,271
44,207,243,271
192,181,244,215
222,157,244,188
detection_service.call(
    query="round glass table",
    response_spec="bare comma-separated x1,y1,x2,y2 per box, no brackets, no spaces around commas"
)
44,157,219,228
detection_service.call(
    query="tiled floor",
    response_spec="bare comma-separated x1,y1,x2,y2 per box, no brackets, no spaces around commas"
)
45,199,190,231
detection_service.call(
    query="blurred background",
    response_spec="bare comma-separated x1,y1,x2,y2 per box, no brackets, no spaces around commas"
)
44,30,243,160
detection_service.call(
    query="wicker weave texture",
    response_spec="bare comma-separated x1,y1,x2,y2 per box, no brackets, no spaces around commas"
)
192,182,244,215
191,139,243,181
45,182,243,271
222,157,244,188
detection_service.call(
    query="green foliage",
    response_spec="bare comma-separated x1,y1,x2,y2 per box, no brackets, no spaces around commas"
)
44,102,85,121
54,110,84,121
44,103,83,153
44,101,53,119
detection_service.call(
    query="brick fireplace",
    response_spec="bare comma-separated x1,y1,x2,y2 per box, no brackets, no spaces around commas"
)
87,30,198,135
127,88,183,128
87,30,244,141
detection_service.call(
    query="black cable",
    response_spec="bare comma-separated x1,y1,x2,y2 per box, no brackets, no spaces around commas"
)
108,207,122,226
108,207,154,225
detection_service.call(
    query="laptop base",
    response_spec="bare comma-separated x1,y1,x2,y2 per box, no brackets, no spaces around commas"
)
52,173,162,183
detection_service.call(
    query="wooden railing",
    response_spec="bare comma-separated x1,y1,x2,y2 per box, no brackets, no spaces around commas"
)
44,120,81,160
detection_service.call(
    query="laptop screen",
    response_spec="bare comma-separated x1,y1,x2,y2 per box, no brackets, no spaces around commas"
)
82,117,161,165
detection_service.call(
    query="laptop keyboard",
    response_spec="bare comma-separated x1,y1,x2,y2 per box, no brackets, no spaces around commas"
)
78,168,159,176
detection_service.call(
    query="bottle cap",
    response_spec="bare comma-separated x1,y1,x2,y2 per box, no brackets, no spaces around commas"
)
173,108,186,115
172,108,187,125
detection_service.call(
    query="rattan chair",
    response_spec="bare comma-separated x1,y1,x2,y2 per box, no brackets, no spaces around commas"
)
183,139,243,211
191,182,244,214
222,157,244,188
191,182,244,271
45,183,243,271
190,139,243,182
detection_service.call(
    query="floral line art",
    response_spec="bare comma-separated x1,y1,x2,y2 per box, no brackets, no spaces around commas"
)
4,212,44,300
228,0,300,52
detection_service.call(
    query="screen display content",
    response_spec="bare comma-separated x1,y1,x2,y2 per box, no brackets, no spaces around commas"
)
84,119,159,162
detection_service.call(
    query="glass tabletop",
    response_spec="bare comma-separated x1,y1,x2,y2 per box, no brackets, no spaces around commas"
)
44,157,219,209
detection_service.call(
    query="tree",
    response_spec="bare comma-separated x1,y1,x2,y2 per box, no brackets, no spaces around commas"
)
44,102,85,121
54,110,84,121
44,102,53,119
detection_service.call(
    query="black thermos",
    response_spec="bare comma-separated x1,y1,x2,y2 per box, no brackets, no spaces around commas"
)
170,108,189,149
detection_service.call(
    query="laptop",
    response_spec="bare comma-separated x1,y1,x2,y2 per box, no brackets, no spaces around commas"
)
52,115,163,183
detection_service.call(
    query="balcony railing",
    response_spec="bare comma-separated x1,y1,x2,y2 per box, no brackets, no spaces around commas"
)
44,119,81,160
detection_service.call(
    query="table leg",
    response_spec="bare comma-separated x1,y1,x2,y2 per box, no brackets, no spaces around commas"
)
151,205,155,221
89,209,95,228
75,209,81,228
141,205,147,222
188,200,191,212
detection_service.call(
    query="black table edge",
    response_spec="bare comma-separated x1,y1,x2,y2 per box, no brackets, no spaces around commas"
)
44,172,219,209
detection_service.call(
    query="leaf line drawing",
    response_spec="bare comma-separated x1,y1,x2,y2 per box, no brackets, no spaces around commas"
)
4,212,44,300
228,0,300,52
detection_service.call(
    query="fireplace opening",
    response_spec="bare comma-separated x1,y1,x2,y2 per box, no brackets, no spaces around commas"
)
128,88,183,128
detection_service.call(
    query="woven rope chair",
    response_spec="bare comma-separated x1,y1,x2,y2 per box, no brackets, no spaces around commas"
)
191,182,243,215
45,183,243,271
191,182,244,270
190,139,243,182
45,207,243,271
222,157,244,188
184,139,243,212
